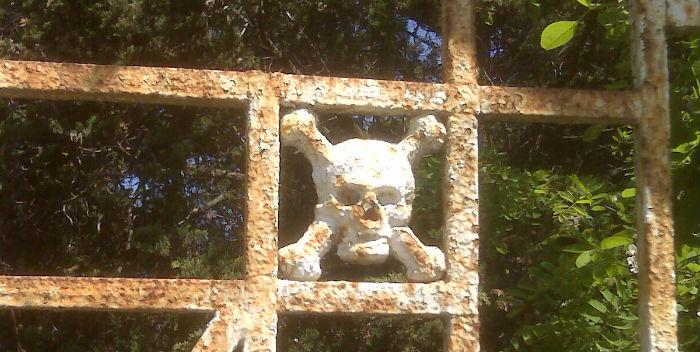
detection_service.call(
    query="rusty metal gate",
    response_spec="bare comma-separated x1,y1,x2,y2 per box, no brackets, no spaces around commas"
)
0,1,697,351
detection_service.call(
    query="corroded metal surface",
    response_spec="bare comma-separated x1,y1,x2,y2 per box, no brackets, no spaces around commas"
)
0,59,256,106
631,1,679,351
478,86,641,123
0,276,243,310
0,59,642,124
278,280,473,316
667,0,700,31
441,0,481,350
0,0,691,350
244,93,281,277
277,73,458,114
441,0,478,85
244,276,278,352
243,94,280,351
443,315,480,352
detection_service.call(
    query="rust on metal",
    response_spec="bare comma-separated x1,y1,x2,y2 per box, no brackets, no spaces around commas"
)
278,280,473,316
0,276,243,311
441,0,478,85
631,0,679,351
441,1,481,351
244,93,281,277
667,0,700,31
276,73,458,114
0,59,257,107
478,86,642,124
243,93,280,351
0,59,642,124
443,315,480,352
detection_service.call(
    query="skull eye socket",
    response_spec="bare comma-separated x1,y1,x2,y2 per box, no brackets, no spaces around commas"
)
337,185,362,205
377,188,401,205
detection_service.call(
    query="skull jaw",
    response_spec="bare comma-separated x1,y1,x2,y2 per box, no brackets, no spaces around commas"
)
337,237,390,265
315,198,409,267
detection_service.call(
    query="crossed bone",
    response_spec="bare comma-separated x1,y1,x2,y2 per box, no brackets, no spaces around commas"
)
279,109,446,282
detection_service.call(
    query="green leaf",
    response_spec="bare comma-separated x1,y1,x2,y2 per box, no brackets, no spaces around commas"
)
603,333,626,347
687,263,700,273
576,250,594,268
589,299,608,313
601,236,633,250
601,289,619,307
617,313,639,321
621,188,636,198
577,0,592,7
558,190,575,203
540,21,578,50
580,312,602,322
563,244,593,253
596,342,612,352
592,205,606,211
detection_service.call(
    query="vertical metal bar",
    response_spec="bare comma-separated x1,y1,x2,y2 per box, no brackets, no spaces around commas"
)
441,0,479,85
244,92,281,352
443,316,480,352
244,90,281,276
630,0,678,351
442,112,480,352
244,276,278,352
442,0,481,351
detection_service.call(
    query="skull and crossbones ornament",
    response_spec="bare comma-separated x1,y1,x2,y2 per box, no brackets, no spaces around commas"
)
279,109,446,282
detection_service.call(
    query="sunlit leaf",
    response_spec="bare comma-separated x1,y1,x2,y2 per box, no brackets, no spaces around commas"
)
621,188,636,198
601,236,633,250
687,263,700,273
576,250,594,268
589,299,608,313
540,21,578,50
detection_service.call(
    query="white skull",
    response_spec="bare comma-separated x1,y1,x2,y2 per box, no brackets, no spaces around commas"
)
279,109,446,282
316,139,414,264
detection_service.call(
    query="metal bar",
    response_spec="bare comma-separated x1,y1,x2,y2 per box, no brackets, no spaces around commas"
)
0,276,242,311
243,276,278,352
442,112,480,352
667,0,700,31
0,59,254,107
277,281,473,316
441,0,479,85
276,72,458,114
0,59,640,124
0,59,457,113
243,92,280,352
441,0,480,351
443,315,479,352
630,0,679,351
244,94,281,276
479,86,641,124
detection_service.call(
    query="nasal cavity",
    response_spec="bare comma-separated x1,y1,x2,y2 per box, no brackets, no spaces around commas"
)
362,204,382,222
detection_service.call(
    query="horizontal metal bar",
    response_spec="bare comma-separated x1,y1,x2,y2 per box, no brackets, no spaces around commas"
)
1,60,640,124
478,86,641,124
0,276,244,311
276,73,465,114
0,60,257,107
667,0,700,31
277,280,473,316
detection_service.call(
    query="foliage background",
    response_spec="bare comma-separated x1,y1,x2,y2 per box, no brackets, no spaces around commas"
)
0,0,698,351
